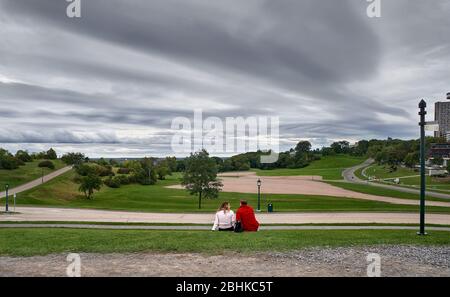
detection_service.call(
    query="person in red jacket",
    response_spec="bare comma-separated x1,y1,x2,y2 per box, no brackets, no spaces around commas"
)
236,200,260,231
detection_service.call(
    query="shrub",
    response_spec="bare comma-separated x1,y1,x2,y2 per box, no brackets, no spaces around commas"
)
104,176,121,188
117,167,131,174
15,150,32,162
38,160,55,169
116,175,130,185
0,155,21,170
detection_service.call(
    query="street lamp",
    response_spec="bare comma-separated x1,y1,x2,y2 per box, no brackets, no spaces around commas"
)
257,179,261,212
5,184,9,212
418,99,427,235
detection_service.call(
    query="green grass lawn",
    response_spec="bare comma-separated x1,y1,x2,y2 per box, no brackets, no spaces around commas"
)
15,170,450,213
365,165,417,179
253,155,366,180
0,228,449,256
325,181,449,202
0,160,66,189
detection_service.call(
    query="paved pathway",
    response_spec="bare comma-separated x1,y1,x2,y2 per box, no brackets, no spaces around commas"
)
1,207,450,225
342,159,450,200
0,223,449,231
0,166,72,198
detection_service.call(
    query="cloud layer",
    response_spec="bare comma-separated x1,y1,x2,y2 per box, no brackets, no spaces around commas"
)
0,0,449,157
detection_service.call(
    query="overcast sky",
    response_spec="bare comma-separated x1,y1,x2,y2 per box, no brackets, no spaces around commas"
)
0,0,449,157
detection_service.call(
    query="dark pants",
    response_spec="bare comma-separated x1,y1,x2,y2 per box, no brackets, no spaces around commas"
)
218,227,234,231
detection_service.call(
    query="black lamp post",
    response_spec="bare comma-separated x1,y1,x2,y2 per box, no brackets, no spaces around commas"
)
257,179,261,212
418,99,427,235
5,184,9,212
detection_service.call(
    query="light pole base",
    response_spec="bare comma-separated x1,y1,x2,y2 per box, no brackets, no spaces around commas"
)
256,209,261,212
417,232,428,236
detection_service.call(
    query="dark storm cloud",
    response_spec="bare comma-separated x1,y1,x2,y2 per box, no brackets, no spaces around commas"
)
0,0,449,156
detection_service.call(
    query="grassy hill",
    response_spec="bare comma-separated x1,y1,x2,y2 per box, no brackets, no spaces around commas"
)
253,155,365,180
0,160,66,189
15,169,450,213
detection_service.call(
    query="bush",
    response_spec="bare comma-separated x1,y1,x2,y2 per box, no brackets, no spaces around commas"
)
104,175,130,188
0,155,21,170
38,160,55,169
117,167,131,174
104,176,121,188
116,175,130,185
15,150,32,162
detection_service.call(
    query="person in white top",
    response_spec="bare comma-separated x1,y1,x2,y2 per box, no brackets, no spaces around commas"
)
211,201,235,231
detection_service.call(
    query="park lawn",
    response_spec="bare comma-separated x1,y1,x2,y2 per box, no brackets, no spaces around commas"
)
325,181,449,203
395,176,450,190
365,165,417,179
0,228,449,256
252,155,366,180
354,167,366,180
16,170,450,213
0,159,66,189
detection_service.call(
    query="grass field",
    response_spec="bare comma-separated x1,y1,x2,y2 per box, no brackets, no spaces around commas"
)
0,160,66,189
0,228,449,256
364,165,416,179
325,181,449,202
253,155,366,180
15,170,450,213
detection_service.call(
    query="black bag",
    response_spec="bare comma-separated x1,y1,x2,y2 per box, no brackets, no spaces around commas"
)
234,221,243,233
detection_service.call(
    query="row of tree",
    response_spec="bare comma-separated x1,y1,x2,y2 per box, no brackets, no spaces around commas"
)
0,148,57,170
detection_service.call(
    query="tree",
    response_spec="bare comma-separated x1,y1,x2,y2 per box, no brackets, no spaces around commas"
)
155,164,169,180
46,148,57,160
165,156,177,173
15,150,32,162
182,150,223,209
61,152,85,165
404,152,419,168
78,174,102,199
295,141,311,154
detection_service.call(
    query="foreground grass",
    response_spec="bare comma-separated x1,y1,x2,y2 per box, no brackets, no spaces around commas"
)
0,228,449,256
0,160,66,189
325,181,449,203
253,155,365,180
16,170,450,213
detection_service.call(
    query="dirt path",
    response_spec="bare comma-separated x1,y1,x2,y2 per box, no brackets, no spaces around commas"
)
0,166,72,198
168,172,450,207
2,207,450,225
1,246,448,277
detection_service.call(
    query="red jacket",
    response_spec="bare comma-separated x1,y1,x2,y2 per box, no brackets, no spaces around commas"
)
236,205,259,231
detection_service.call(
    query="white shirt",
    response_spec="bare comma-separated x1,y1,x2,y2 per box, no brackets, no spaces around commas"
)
212,210,235,231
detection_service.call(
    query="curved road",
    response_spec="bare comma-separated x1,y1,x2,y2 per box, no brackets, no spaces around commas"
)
0,166,72,198
342,159,450,200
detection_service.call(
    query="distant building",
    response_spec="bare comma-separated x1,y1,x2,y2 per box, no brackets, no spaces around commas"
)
427,143,450,167
434,100,450,138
